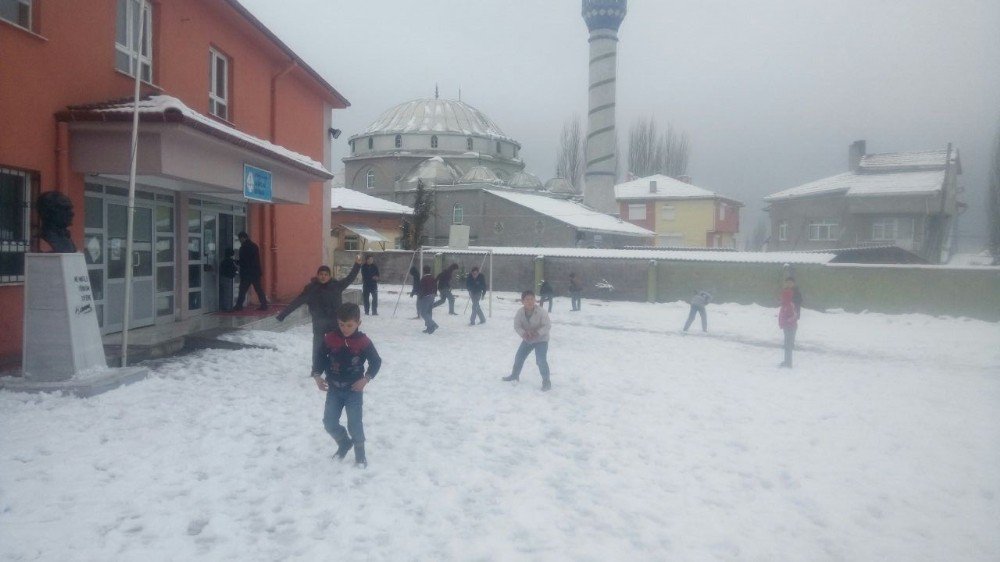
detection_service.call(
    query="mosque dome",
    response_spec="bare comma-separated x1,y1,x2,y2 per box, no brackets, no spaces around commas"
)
357,98,517,144
545,177,577,194
402,157,460,186
509,171,544,190
459,166,501,184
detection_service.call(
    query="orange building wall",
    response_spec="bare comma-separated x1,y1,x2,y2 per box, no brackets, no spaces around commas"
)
0,0,344,357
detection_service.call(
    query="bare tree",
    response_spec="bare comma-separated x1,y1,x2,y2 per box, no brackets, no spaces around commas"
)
556,116,584,192
627,116,691,179
990,124,1000,263
403,179,433,249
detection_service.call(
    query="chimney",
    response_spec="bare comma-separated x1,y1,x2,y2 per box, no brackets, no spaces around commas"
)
849,140,866,172
649,180,657,193
677,175,692,184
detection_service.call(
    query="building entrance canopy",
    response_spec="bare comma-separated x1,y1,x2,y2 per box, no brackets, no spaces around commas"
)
341,224,389,246
58,96,333,204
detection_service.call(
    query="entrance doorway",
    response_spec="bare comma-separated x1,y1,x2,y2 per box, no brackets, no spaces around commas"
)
187,201,245,315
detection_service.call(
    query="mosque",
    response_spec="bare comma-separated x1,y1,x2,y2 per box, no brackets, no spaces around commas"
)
340,96,651,248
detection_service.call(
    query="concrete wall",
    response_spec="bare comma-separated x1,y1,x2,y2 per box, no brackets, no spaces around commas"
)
335,250,1000,321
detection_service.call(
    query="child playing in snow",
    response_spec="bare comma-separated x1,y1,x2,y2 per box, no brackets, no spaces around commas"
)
314,303,382,468
538,279,555,312
502,290,552,391
778,277,802,368
683,289,712,332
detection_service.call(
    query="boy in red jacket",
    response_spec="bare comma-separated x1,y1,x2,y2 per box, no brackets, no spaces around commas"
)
778,277,802,368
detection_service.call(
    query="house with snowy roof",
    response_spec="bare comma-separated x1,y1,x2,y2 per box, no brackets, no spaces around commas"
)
764,141,963,263
330,188,414,255
615,175,744,248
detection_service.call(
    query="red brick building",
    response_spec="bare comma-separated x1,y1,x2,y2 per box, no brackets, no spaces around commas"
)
0,0,349,360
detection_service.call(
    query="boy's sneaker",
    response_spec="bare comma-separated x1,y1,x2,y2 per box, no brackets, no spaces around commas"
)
334,440,353,460
541,379,552,392
502,374,519,382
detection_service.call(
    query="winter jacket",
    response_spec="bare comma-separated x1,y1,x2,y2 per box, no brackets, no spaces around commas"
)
778,288,800,330
408,267,420,296
276,263,361,329
466,273,487,298
437,266,458,291
361,263,380,288
237,239,262,279
539,280,554,297
220,258,238,279
691,291,712,307
514,305,551,343
569,277,583,293
321,328,382,387
419,274,438,297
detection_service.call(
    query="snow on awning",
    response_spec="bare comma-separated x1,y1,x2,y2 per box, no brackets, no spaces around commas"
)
341,224,389,243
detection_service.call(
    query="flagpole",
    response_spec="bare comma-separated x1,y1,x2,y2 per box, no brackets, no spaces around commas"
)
121,0,146,367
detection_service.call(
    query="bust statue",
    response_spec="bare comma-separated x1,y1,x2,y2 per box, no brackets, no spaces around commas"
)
37,191,77,253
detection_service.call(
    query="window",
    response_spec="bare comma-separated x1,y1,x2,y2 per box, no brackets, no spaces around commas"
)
431,135,438,149
807,221,839,241
115,0,153,82
394,135,402,148
627,204,647,220
778,221,788,241
661,205,676,220
365,170,376,189
344,235,360,251
209,48,229,120
367,137,373,150
514,147,519,158
467,137,474,151
0,168,35,283
872,217,913,242
452,204,464,225
496,141,502,154
350,140,355,154
0,0,31,29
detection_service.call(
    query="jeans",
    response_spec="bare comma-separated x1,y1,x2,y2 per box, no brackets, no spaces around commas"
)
235,276,267,308
433,288,455,313
511,340,550,380
539,296,553,312
570,291,582,311
363,285,378,314
470,294,486,324
684,304,707,331
783,327,797,366
323,387,364,445
418,295,438,330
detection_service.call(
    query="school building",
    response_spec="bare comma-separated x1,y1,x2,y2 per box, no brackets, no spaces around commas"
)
0,0,349,362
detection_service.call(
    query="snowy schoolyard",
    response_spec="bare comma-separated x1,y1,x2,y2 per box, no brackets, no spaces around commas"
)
2,293,999,561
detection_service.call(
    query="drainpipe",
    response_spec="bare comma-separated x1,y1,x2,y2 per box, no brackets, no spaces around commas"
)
267,60,297,301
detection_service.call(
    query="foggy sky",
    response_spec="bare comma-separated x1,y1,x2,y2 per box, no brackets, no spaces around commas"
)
239,0,1000,249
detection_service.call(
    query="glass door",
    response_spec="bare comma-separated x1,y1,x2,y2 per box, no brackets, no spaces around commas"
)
104,202,156,333
201,213,219,312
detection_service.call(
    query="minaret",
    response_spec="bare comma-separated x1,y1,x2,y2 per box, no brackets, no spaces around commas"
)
582,0,627,214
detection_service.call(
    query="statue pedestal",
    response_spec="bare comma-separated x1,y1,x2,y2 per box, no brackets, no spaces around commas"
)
0,253,146,397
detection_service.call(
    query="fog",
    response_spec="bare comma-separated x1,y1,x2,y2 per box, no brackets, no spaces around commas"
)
239,0,1000,249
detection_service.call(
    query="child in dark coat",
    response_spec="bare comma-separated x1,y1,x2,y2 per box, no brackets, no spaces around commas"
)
315,303,382,467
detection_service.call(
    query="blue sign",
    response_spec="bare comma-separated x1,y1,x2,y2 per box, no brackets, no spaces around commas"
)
243,164,272,203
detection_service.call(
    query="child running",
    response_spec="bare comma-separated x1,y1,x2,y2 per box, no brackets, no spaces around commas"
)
314,302,382,468
502,290,552,391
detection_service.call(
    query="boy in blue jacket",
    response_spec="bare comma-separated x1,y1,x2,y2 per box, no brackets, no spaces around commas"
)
314,303,382,468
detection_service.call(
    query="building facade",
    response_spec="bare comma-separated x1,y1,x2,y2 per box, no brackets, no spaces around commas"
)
0,0,347,360
764,141,962,263
330,188,414,261
615,175,743,248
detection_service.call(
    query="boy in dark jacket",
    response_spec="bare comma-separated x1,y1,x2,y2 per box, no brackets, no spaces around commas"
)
418,265,439,333
433,263,460,315
569,272,583,311
276,255,363,375
466,266,487,325
315,303,381,468
538,279,554,312
360,255,380,316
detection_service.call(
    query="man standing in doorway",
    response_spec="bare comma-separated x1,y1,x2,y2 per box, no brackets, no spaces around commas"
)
234,231,268,311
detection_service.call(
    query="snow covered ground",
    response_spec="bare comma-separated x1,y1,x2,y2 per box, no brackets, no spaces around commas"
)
2,294,998,561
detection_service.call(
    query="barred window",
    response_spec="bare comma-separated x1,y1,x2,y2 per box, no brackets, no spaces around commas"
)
0,168,35,284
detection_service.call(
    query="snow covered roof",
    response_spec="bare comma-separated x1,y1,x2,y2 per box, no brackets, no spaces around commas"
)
766,147,957,201
460,166,501,184
402,157,460,186
545,177,577,194
485,190,654,238
341,224,389,243
428,245,835,264
331,188,414,215
615,174,740,203
355,98,519,145
509,171,544,190
58,95,332,178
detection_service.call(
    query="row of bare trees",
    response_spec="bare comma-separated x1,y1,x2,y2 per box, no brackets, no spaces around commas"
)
555,115,692,193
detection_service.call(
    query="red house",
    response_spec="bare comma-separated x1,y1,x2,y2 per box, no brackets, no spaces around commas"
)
0,0,349,362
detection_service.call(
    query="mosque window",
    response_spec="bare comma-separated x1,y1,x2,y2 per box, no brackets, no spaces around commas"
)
452,204,464,225
367,137,373,150
365,170,376,189
431,135,438,149
394,135,402,148
514,146,519,158
467,137,474,151
496,142,502,154
349,140,355,154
